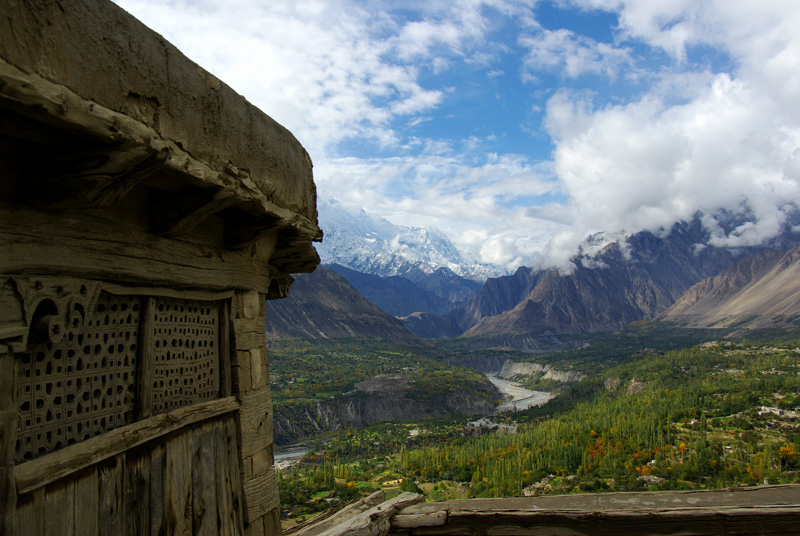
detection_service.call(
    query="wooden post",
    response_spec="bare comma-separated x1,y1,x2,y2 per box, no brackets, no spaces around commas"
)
220,299,232,398
231,289,280,536
0,347,17,536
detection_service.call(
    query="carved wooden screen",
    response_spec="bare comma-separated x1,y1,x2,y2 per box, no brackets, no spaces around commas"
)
16,292,140,462
16,290,226,463
149,297,221,414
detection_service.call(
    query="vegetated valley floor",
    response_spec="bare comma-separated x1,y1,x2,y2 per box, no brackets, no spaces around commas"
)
271,327,800,528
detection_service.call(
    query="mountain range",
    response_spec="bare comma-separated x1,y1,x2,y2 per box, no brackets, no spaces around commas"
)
266,208,800,348
317,199,505,279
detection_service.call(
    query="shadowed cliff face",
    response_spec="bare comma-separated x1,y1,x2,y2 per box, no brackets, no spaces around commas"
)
272,374,498,445
264,266,419,342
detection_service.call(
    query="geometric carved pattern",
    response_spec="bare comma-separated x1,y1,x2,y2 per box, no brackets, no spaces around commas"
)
15,289,225,464
16,293,140,463
149,297,220,414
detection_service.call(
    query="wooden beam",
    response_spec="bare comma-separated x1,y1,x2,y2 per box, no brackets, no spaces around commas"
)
0,58,322,247
150,188,240,238
0,203,279,292
22,143,168,208
136,297,156,420
15,397,239,495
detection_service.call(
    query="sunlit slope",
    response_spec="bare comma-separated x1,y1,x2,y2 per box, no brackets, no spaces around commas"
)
661,244,800,329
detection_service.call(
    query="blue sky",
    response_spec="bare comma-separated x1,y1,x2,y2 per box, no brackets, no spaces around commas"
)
113,0,800,271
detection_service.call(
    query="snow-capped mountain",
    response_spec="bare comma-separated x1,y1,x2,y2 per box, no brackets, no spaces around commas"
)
316,199,506,282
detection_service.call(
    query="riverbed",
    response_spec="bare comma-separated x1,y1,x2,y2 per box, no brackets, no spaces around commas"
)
274,444,311,469
274,375,553,468
486,374,555,412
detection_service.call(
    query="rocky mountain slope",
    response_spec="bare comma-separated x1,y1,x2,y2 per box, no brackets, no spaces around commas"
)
660,243,800,330
263,266,419,342
271,216,800,348
408,220,759,346
328,263,480,316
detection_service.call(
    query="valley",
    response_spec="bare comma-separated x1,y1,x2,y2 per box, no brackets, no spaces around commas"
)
276,332,800,527
270,215,800,529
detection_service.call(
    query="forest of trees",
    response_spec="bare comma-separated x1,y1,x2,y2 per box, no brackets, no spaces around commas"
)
275,330,800,523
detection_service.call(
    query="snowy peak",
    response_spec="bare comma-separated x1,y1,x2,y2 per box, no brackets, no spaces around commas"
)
316,199,505,281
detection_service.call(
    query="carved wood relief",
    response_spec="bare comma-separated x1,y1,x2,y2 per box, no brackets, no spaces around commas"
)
9,279,227,464
16,292,139,463
148,297,221,414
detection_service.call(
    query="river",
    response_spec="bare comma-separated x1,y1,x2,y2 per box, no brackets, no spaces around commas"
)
486,374,555,412
274,375,553,468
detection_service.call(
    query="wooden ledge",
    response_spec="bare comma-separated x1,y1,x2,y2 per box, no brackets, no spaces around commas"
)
15,396,239,494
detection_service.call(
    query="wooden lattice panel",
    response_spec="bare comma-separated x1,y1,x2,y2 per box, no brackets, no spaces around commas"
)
16,293,140,463
150,297,220,414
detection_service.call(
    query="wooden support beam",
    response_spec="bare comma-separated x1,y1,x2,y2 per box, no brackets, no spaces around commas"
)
22,143,168,208
150,188,240,238
0,203,280,292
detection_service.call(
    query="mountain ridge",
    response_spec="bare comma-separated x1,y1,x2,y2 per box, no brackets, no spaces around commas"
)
263,266,419,342
412,219,738,342
316,199,506,282
660,243,800,330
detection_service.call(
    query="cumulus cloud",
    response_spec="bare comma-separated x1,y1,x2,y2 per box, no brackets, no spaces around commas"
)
540,0,800,266
113,0,473,158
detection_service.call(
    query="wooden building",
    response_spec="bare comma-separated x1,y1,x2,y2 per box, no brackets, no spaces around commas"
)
0,1,321,534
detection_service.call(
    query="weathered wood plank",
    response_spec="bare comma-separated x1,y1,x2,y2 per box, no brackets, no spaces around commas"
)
149,443,166,536
264,507,282,536
242,468,279,524
307,492,424,536
15,397,239,494
232,317,265,350
219,416,245,536
103,284,234,301
15,488,45,535
165,428,193,536
0,349,17,536
0,409,16,535
238,389,272,460
45,480,75,536
98,456,124,536
219,299,233,398
0,204,277,292
192,421,219,536
73,468,100,535
124,447,151,536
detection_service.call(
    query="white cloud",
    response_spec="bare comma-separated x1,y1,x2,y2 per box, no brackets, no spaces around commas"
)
113,0,487,159
520,28,636,81
536,0,800,267
315,141,560,271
